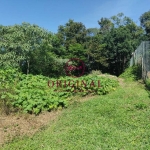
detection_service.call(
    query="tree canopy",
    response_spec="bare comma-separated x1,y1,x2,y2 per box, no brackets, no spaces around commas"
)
0,11,149,77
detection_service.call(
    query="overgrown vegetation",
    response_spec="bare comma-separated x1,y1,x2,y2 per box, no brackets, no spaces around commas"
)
0,68,20,115
119,65,142,81
145,78,150,90
0,68,118,115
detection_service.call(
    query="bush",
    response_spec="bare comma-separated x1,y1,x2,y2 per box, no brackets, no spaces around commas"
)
8,74,69,115
49,75,119,96
0,68,21,114
119,65,142,81
0,69,119,115
145,78,150,90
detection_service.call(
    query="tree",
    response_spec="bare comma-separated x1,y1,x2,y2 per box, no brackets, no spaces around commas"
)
86,34,108,72
102,14,144,75
98,18,113,33
88,13,144,76
57,19,87,51
0,23,53,74
86,28,99,36
140,10,150,40
56,19,88,73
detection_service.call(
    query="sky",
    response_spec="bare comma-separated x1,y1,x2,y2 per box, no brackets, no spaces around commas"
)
0,0,149,33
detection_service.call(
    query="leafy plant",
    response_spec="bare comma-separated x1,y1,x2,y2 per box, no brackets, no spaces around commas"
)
0,68,21,114
119,65,142,81
0,68,118,115
135,103,147,110
48,75,119,97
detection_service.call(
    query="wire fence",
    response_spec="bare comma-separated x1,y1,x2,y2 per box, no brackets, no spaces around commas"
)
130,41,150,80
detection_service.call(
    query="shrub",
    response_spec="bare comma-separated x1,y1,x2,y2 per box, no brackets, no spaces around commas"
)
0,69,119,115
48,75,119,96
119,65,142,81
8,74,69,115
0,68,21,114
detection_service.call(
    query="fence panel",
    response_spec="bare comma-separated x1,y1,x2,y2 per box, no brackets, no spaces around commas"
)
130,41,150,80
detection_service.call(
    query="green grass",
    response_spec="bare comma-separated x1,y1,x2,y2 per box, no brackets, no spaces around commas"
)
1,80,150,150
119,65,142,81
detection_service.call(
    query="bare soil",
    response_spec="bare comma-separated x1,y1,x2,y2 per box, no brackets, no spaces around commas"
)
0,110,61,146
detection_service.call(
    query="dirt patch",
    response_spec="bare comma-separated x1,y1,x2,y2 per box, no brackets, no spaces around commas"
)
97,74,118,79
0,110,61,146
118,78,125,86
97,74,124,86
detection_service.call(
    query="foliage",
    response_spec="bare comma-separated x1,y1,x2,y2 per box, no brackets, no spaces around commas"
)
0,12,148,77
140,10,150,39
8,74,69,115
119,65,142,81
86,28,99,36
48,75,119,97
56,19,88,62
0,69,118,115
57,19,87,49
102,15,143,75
0,23,53,71
98,17,113,33
145,79,150,104
87,35,108,71
87,13,144,75
0,68,20,114
145,78,150,90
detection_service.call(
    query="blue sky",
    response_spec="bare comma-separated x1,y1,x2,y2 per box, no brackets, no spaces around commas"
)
0,0,149,33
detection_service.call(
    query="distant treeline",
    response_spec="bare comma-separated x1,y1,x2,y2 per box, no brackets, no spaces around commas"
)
0,11,150,77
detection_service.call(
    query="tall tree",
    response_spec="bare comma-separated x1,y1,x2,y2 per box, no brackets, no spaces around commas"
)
86,28,99,36
57,19,87,51
0,23,53,74
88,13,144,75
98,18,113,33
140,10,150,40
103,14,144,75
56,19,88,72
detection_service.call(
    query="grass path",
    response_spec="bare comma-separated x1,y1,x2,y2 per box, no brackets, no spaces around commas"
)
1,80,150,150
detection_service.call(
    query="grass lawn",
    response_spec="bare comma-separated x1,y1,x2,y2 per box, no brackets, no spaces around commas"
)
1,80,150,150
